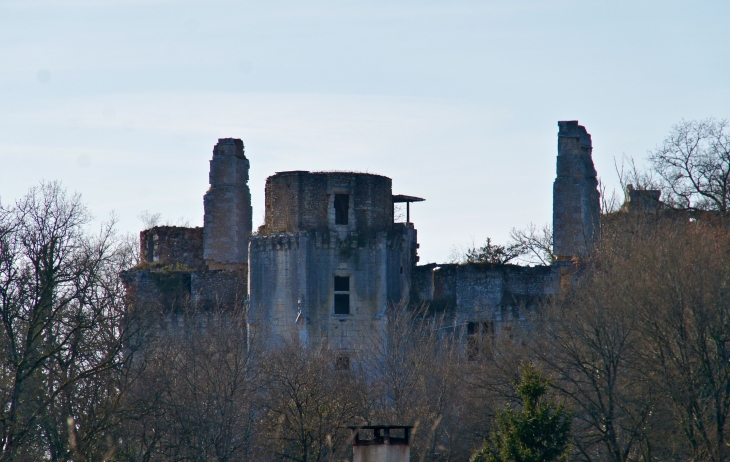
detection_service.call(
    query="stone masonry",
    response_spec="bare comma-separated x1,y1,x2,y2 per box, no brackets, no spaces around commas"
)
203,138,252,271
140,226,204,271
249,172,417,350
552,121,600,260
123,121,610,358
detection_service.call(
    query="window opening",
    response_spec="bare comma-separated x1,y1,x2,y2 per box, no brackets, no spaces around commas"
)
334,276,350,314
334,194,349,225
334,276,349,292
467,321,495,361
146,236,155,262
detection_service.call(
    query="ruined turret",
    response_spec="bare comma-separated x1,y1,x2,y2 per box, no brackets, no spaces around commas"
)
203,138,252,271
552,121,600,260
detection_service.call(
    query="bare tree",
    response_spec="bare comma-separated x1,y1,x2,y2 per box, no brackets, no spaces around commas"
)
362,303,475,462
138,211,162,229
650,118,730,211
258,341,366,462
0,182,142,460
535,270,657,461
508,223,554,266
137,211,191,229
120,305,261,462
628,222,730,461
614,155,660,194
542,217,730,461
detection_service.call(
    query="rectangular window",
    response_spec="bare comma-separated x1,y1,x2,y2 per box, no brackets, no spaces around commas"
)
334,194,349,225
334,276,349,291
334,275,350,314
334,294,350,314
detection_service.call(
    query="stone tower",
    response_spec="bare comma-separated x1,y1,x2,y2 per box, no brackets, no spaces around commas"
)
248,171,419,355
203,138,252,271
552,121,600,260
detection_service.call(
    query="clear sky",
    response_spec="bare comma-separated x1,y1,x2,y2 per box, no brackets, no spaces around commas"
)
1,0,728,263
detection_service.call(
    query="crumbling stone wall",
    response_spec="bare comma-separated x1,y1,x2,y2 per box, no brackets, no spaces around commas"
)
553,121,600,260
121,268,247,313
621,185,663,213
140,226,204,270
123,138,252,316
191,271,247,310
203,138,252,270
120,269,192,312
411,263,557,334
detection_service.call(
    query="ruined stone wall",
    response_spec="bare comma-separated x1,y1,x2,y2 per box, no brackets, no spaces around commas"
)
263,172,393,234
203,138,252,270
191,271,247,310
411,263,557,333
121,268,247,313
120,269,192,312
387,223,418,306
553,121,600,260
140,226,204,270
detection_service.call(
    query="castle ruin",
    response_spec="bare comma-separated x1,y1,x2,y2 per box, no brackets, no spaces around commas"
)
122,121,602,356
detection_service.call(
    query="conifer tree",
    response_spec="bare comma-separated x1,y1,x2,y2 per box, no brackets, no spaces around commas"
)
471,363,572,462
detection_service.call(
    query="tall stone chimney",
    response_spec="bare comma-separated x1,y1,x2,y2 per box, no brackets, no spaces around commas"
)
203,138,252,271
552,121,600,260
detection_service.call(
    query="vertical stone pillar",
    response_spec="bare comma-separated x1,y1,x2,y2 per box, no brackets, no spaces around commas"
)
203,138,252,270
553,121,600,260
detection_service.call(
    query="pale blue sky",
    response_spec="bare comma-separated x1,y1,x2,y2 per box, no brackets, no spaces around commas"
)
1,0,728,262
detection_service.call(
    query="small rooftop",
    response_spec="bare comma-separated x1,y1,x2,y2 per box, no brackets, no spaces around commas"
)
392,194,425,203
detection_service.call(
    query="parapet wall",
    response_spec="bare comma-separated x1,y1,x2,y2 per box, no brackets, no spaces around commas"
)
263,171,393,234
140,226,204,271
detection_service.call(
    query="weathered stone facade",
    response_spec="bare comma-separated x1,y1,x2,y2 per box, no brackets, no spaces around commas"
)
262,172,394,234
122,138,251,312
249,172,417,349
140,226,204,271
410,263,557,333
122,121,605,355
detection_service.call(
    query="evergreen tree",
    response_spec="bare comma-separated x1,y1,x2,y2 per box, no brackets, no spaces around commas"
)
471,363,572,462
